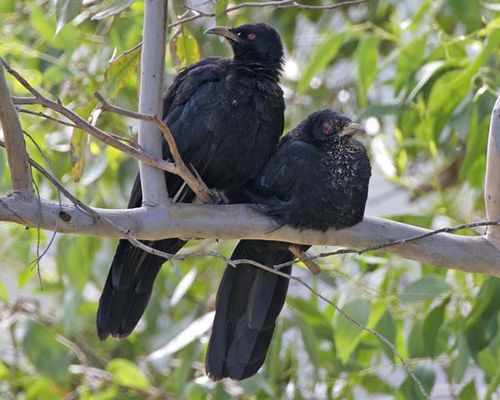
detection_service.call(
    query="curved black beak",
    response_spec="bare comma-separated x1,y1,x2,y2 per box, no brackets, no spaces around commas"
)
205,26,239,43
339,122,366,137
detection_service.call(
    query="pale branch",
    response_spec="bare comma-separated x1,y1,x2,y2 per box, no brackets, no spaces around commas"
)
137,0,169,206
1,189,500,276
5,62,179,176
280,219,500,270
169,0,371,28
0,60,33,198
95,92,217,203
485,95,500,248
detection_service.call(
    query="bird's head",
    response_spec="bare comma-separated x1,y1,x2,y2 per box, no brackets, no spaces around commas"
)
303,109,366,144
205,23,284,72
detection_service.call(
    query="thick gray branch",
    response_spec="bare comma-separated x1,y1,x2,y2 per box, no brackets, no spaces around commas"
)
0,196,499,276
485,95,500,248
138,0,169,206
0,61,33,198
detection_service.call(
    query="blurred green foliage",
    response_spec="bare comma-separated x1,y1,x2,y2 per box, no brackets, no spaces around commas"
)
1,0,500,398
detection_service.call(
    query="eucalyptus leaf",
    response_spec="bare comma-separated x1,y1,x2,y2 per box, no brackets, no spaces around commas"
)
56,0,82,35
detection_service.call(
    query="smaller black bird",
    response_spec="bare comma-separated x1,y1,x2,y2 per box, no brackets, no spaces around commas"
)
206,109,371,380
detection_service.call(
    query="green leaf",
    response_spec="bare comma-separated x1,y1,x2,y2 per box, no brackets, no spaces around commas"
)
334,299,370,363
25,378,61,400
0,280,9,302
400,275,451,303
394,36,427,95
464,278,500,355
453,333,470,382
477,347,497,377
288,296,334,338
449,0,482,32
407,321,425,358
427,29,500,135
56,0,82,35
459,380,478,400
30,4,56,41
22,322,73,385
0,0,15,13
70,129,86,182
147,312,215,359
362,374,393,394
105,46,141,96
297,318,320,369
422,299,448,356
356,35,379,107
215,0,229,26
376,311,396,360
399,365,436,400
174,26,201,69
92,0,136,20
106,358,150,390
297,32,346,95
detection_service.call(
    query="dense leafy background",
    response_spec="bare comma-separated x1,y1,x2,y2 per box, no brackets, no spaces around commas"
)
1,0,500,398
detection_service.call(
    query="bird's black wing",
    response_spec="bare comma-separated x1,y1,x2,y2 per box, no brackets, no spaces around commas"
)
245,137,318,224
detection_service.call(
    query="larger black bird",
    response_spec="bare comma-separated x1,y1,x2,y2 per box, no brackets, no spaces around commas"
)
97,23,285,340
206,109,371,380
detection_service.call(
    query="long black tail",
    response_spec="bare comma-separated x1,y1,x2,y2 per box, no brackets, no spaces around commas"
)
96,172,192,340
96,237,186,340
206,240,298,380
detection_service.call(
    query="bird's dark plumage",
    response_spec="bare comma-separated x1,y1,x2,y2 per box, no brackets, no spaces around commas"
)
97,23,285,340
206,109,371,380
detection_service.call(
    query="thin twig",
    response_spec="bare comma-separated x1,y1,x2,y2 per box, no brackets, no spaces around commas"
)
123,0,370,49
23,131,60,269
16,97,138,146
169,0,371,27
17,108,78,128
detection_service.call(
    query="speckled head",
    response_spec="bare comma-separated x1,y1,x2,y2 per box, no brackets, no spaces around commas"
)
302,109,365,144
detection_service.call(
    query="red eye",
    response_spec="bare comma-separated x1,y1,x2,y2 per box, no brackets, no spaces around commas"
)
247,33,257,41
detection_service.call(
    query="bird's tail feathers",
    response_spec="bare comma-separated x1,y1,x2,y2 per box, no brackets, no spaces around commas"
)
96,238,186,340
206,240,294,380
